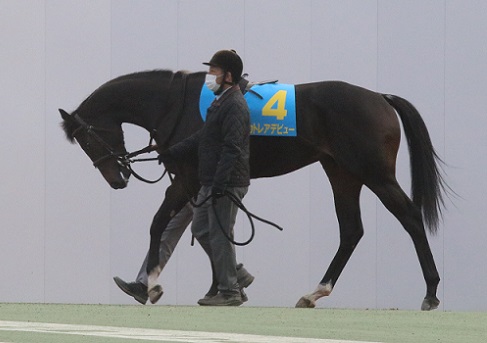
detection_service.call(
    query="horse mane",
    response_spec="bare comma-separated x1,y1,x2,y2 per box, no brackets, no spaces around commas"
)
77,69,176,111
60,70,180,143
61,113,77,143
107,69,175,84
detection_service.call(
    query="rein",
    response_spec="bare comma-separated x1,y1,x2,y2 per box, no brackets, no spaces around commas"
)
121,142,166,184
166,169,283,247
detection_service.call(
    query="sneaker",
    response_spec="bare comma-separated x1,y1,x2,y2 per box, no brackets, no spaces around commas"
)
198,289,247,303
240,289,248,302
197,264,254,305
198,292,243,306
236,264,255,289
197,294,214,305
113,276,148,305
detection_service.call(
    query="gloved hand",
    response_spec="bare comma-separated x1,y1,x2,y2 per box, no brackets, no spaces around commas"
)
211,185,225,204
158,150,177,173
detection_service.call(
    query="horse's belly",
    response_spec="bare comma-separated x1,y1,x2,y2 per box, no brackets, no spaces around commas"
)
249,137,319,178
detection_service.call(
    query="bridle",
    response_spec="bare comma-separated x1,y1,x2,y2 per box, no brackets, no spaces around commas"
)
72,114,125,167
72,114,164,184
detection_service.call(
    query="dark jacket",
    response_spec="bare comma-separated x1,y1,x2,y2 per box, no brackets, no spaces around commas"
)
170,85,250,190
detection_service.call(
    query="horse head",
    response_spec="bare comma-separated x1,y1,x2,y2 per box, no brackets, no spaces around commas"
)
59,108,131,189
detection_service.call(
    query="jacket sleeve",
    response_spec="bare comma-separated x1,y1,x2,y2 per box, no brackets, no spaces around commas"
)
169,129,201,160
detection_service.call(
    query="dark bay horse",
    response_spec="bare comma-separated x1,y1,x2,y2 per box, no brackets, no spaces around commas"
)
60,70,446,310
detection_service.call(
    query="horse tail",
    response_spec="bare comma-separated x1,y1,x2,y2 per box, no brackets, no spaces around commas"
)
382,94,446,234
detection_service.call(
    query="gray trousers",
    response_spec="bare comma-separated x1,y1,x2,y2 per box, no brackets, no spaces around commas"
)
191,185,248,294
136,203,194,286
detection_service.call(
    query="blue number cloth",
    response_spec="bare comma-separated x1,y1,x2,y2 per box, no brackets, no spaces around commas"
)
199,83,297,137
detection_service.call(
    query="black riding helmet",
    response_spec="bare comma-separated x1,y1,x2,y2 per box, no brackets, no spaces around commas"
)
203,49,243,84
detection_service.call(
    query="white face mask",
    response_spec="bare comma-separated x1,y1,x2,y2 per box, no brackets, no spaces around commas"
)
205,73,223,92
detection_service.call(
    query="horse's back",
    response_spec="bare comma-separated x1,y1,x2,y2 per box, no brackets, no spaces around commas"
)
296,80,399,141
296,81,398,130
292,81,401,177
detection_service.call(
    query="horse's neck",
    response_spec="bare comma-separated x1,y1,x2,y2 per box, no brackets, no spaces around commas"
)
153,71,206,149
107,70,205,149
120,112,153,132
115,72,181,133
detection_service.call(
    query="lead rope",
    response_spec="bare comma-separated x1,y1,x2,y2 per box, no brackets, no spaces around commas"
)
167,170,283,247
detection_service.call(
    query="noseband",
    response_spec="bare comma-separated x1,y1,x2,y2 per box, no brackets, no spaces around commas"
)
72,114,163,183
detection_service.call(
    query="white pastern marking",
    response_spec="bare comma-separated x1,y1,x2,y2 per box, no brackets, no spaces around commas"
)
147,265,162,291
314,282,333,297
0,320,382,343
302,282,333,306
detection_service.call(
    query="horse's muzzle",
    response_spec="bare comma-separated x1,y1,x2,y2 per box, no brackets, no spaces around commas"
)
103,164,130,189
110,167,131,189
110,179,128,189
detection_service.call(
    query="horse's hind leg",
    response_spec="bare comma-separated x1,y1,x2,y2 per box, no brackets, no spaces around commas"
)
296,159,364,308
369,179,440,310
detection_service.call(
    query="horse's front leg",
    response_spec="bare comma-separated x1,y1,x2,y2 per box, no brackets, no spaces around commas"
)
146,181,189,302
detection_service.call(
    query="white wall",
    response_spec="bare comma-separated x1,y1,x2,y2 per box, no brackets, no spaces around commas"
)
1,0,486,311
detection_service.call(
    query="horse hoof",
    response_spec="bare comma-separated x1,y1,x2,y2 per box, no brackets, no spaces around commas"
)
148,285,164,304
295,296,315,308
421,296,440,311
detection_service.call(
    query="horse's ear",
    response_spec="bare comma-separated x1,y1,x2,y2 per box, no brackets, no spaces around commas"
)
59,108,73,122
